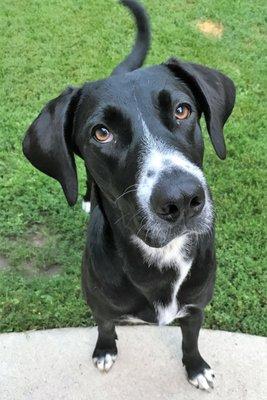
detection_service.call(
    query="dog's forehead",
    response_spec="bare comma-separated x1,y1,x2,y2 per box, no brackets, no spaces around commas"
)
107,65,172,92
84,65,192,106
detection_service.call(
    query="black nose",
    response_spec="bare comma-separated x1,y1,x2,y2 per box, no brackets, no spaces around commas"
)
150,176,205,223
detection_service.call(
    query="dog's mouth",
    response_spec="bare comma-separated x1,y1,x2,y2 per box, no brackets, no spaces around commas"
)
131,206,212,248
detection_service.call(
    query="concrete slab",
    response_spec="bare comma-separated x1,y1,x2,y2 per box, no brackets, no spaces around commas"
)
0,326,266,400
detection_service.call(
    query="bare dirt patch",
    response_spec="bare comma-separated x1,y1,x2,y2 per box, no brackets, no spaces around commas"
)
21,262,62,277
41,264,62,276
0,255,9,270
21,261,39,277
197,20,223,38
29,232,47,248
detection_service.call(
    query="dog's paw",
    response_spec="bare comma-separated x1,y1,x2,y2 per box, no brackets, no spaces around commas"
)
82,200,91,213
183,356,215,391
93,352,117,372
188,368,215,391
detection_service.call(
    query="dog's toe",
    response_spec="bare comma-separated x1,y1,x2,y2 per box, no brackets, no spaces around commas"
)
93,353,117,372
189,368,215,391
82,200,91,213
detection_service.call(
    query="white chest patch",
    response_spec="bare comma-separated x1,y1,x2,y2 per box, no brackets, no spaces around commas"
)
132,234,192,325
156,257,192,325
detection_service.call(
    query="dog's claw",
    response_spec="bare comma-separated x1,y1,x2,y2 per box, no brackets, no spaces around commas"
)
93,353,117,372
189,368,215,391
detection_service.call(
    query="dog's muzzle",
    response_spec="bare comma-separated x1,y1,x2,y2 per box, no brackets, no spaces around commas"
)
136,145,213,246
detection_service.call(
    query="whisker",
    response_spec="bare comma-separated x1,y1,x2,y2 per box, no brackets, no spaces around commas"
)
114,207,143,226
114,212,131,225
115,187,138,203
126,208,143,225
136,217,147,237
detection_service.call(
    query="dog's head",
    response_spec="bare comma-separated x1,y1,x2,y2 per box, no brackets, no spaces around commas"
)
23,0,235,248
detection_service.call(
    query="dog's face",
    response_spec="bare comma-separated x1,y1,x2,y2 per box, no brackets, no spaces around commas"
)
23,59,235,248
77,65,207,247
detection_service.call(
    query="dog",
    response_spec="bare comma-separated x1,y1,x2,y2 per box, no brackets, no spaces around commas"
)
23,0,235,391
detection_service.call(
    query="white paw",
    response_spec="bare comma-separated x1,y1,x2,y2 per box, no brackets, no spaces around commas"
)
82,200,91,213
189,368,215,391
93,353,117,372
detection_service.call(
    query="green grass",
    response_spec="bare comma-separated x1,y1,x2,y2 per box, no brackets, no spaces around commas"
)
0,0,266,335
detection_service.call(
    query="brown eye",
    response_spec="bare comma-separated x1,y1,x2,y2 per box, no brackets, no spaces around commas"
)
174,103,191,120
93,126,113,143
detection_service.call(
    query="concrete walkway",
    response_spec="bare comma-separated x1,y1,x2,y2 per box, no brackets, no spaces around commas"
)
0,326,266,400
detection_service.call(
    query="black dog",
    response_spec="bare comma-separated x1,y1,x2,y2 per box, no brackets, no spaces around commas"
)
23,0,235,391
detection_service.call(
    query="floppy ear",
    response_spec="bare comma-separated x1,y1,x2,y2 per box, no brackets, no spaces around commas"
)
22,87,81,206
165,58,236,159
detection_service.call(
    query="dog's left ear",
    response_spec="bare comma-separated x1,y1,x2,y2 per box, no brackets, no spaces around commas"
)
23,87,81,206
165,58,236,159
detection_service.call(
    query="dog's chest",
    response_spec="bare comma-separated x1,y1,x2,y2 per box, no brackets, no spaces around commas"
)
155,256,192,325
133,234,192,325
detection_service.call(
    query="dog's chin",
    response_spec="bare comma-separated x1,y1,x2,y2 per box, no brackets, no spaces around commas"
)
139,235,171,248
130,206,213,248
135,226,187,248
134,218,212,248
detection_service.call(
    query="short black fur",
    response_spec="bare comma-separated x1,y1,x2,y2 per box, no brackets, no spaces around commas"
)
22,0,235,389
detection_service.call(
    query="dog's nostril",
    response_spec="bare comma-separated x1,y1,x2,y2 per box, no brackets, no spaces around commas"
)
147,170,155,178
190,196,202,208
188,191,205,218
158,203,180,221
167,204,179,215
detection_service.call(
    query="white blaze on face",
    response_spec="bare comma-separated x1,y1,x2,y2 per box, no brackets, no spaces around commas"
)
137,117,212,227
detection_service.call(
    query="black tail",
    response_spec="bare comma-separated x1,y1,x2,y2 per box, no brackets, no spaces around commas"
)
111,0,151,75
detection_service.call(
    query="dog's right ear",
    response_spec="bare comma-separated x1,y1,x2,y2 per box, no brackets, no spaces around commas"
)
23,87,81,206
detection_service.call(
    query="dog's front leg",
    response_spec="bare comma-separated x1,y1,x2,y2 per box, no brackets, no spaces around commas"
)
179,307,215,391
92,319,118,373
82,167,93,213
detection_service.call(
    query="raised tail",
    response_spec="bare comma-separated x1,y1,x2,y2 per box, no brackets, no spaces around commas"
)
111,0,151,75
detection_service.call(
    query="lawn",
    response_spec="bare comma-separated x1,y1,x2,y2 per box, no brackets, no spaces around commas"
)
0,0,266,335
